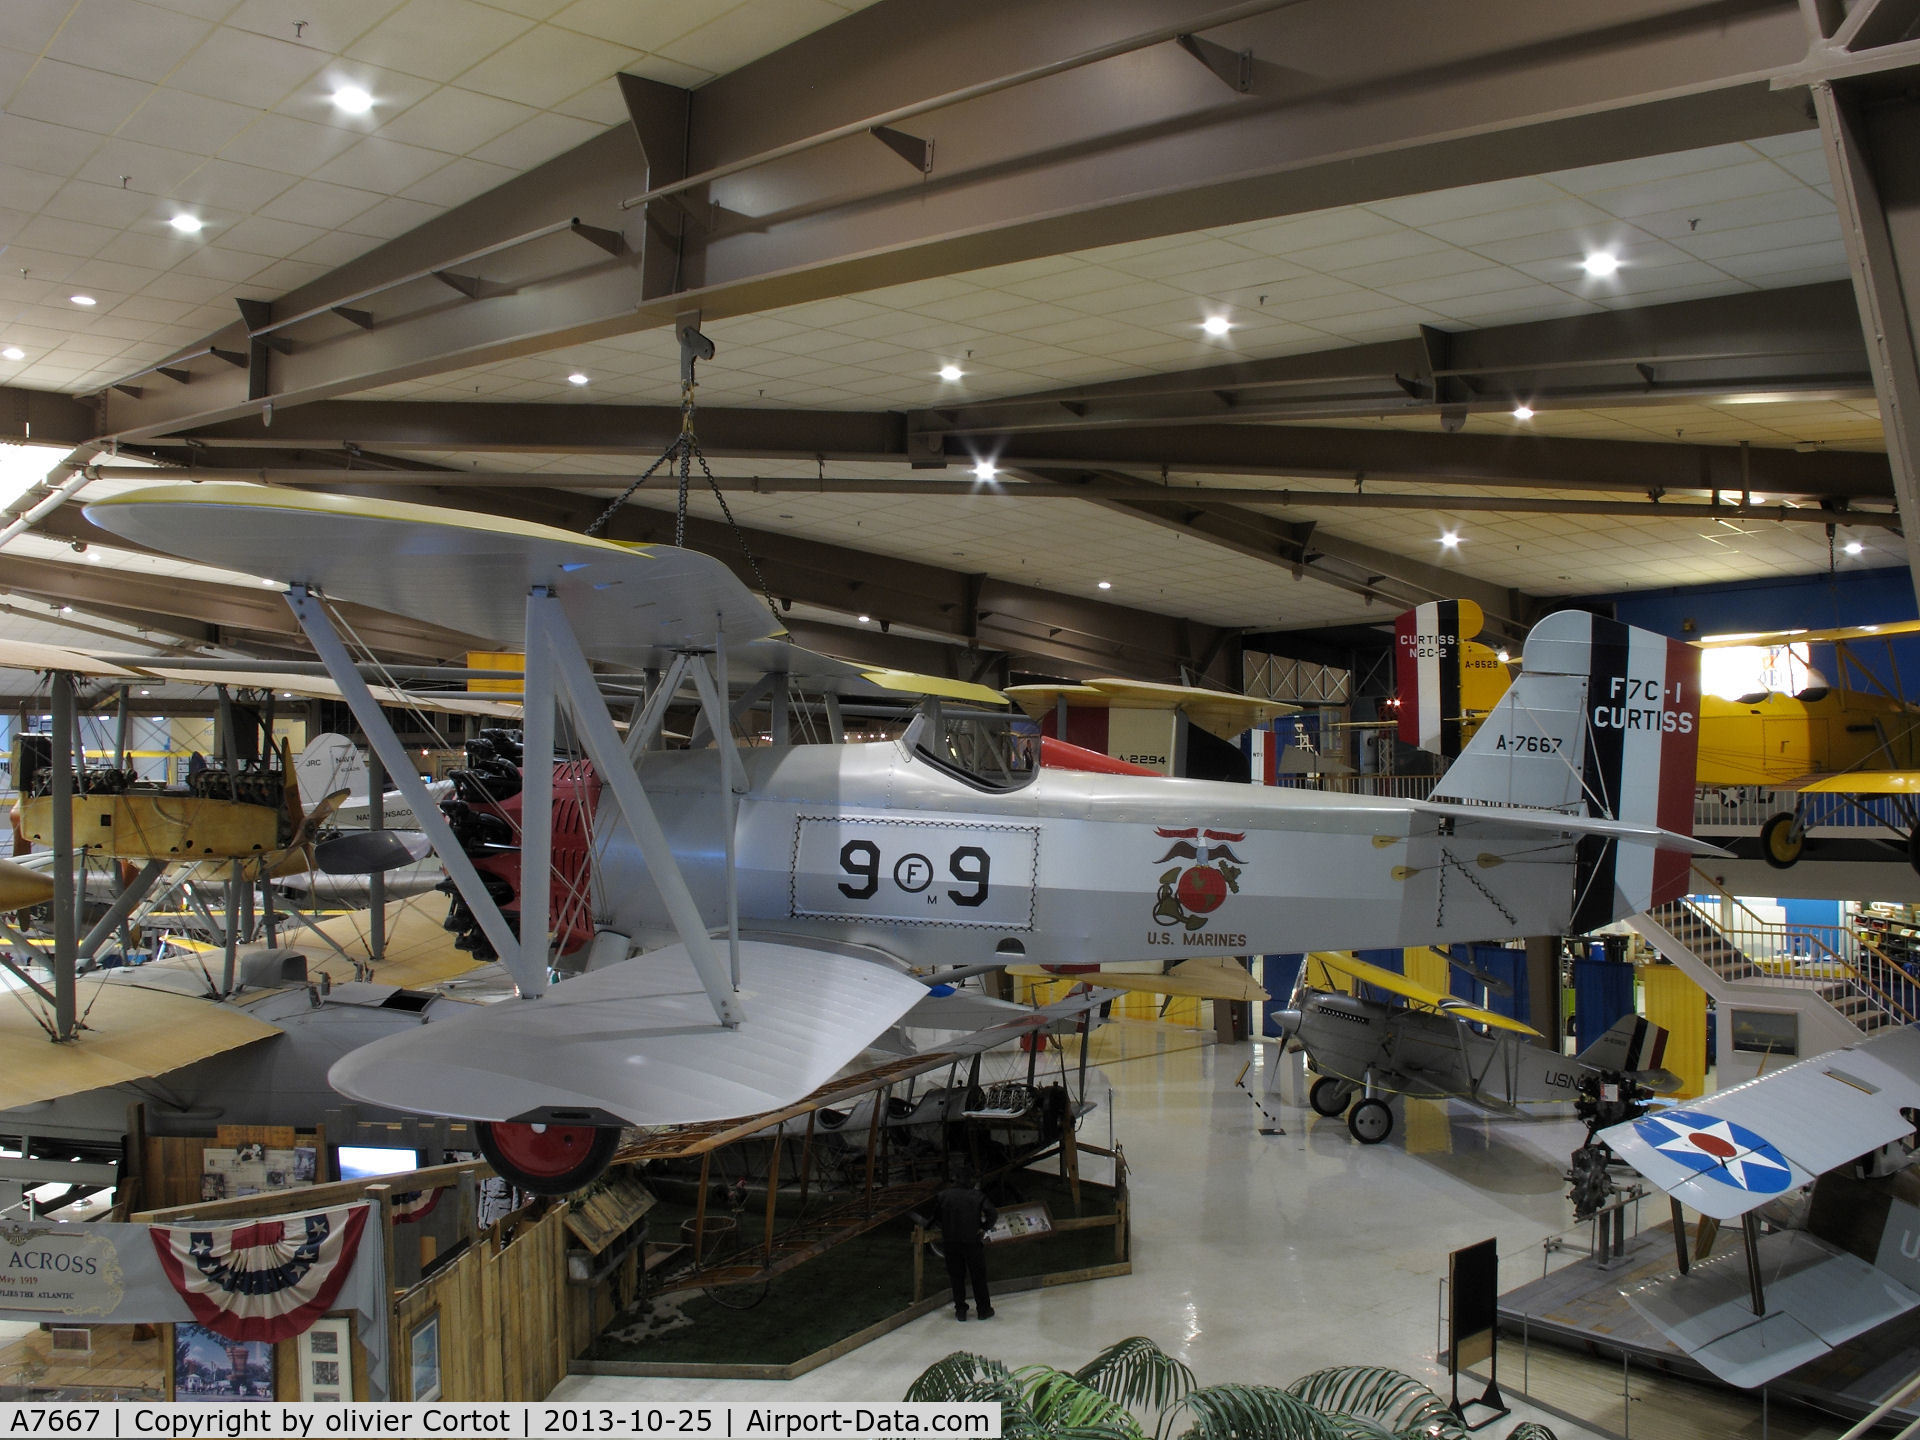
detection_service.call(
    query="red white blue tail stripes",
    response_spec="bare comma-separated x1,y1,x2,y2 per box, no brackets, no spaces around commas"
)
1395,601,1465,757
1432,611,1700,933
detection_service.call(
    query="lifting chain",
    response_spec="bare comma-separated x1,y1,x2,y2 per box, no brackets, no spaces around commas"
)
584,321,781,625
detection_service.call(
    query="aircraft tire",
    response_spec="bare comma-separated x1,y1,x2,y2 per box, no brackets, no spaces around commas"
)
1760,812,1805,869
1347,1098,1393,1145
475,1120,620,1196
1309,1076,1352,1116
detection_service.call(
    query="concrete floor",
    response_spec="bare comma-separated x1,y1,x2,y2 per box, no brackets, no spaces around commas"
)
555,1024,1606,1437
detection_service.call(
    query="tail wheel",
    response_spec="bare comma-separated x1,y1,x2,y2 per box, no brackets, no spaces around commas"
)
1308,1076,1352,1117
1760,812,1805,869
475,1120,620,1196
1347,1098,1394,1145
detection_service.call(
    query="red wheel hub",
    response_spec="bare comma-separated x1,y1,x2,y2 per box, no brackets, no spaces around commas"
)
482,1122,602,1177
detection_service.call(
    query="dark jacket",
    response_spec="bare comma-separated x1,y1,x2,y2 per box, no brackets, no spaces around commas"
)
928,1183,998,1245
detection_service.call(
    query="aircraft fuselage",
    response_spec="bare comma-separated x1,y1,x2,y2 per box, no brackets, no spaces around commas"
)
593,741,1582,968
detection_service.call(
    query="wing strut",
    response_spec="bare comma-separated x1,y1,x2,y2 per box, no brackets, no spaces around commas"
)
1742,1210,1767,1317
529,591,745,1027
290,585,544,995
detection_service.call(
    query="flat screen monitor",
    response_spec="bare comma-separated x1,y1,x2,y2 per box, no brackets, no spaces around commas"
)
336,1145,419,1179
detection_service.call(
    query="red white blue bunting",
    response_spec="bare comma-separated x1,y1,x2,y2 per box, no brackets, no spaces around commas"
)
149,1203,369,1342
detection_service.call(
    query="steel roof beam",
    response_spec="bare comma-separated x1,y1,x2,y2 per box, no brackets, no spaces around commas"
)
93,0,1813,441
159,398,1892,500
910,282,1875,436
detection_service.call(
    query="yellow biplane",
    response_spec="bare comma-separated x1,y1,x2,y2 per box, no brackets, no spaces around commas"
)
1402,610,1920,872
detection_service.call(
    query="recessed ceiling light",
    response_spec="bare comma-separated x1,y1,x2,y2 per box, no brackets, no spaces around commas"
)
1845,541,1865,555
1581,251,1621,277
1097,580,1112,590
567,372,589,386
260,577,279,587
59,605,72,613
1512,405,1534,420
139,689,151,696
331,85,373,115
1201,315,1232,336
938,364,964,382
1440,530,1460,548
70,295,96,307
0,347,21,362
858,614,871,624
1497,649,1511,663
973,460,997,481
169,213,203,234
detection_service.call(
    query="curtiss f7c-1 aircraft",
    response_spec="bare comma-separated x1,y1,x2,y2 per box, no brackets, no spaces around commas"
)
1272,952,1679,1145
83,483,1712,1195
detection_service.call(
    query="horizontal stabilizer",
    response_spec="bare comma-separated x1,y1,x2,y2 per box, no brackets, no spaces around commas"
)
328,940,926,1127
1413,801,1726,855
1601,1027,1920,1220
1626,1229,1918,1388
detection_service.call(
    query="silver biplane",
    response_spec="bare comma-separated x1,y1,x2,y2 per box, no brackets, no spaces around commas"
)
1271,952,1678,1144
82,483,1713,1194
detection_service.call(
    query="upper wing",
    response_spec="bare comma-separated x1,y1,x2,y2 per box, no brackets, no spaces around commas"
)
87,484,1003,706
1600,1027,1920,1221
86,483,777,664
1313,952,1542,1037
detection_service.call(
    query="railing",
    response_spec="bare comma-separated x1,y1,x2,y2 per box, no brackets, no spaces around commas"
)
1692,784,1910,833
1273,773,1439,799
1674,867,1920,1028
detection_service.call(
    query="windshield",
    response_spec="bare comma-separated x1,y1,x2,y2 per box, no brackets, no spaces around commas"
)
905,707,1038,792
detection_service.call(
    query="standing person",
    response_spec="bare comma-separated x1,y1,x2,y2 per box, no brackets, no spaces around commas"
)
921,1168,998,1321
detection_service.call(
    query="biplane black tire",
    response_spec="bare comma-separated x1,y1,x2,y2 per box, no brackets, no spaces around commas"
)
1347,1098,1393,1145
475,1120,620,1196
1309,1076,1353,1117
1760,812,1805,869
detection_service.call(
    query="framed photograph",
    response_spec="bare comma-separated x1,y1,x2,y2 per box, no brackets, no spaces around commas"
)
297,1315,353,1402
408,1312,442,1402
173,1322,275,1401
1731,1009,1798,1056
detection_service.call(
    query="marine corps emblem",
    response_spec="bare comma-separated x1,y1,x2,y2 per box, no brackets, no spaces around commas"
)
1151,826,1245,930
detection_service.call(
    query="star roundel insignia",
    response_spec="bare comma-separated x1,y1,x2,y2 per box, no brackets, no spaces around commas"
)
1629,1108,1794,1194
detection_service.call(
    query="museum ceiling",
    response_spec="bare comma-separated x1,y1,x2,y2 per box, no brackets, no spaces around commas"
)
0,0,1912,680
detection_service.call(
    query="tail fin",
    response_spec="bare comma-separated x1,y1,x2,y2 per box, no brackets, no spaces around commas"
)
1576,1014,1676,1089
1393,600,1511,758
1432,611,1701,928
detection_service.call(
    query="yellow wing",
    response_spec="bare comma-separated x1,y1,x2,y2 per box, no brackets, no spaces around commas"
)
1005,958,1267,1002
1796,771,1920,795
1006,677,1295,740
0,985,280,1111
1696,619,1920,648
1312,952,1541,1037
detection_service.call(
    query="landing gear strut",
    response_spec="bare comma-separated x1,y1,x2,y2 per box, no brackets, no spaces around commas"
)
475,1120,620,1195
